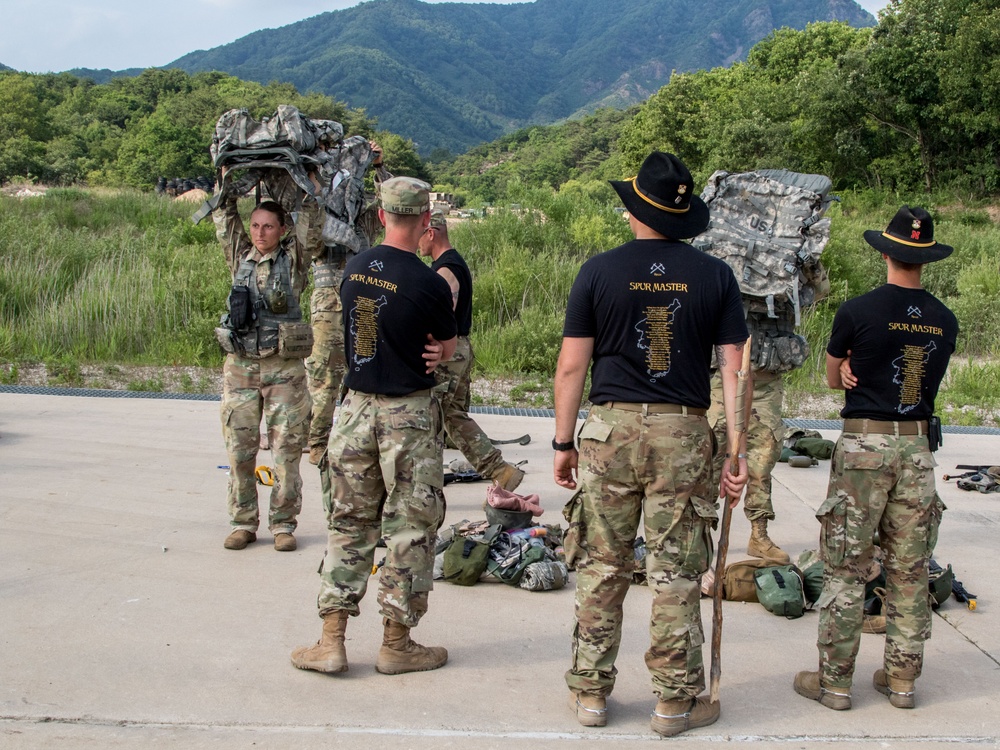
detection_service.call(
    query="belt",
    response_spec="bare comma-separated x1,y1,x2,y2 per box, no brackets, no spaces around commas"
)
602,402,707,417
842,418,928,436
348,388,434,398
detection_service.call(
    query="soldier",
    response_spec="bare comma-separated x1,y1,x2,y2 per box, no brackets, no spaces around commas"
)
305,141,389,466
213,170,321,552
553,152,749,737
290,177,457,676
708,258,828,563
417,208,525,490
794,206,957,711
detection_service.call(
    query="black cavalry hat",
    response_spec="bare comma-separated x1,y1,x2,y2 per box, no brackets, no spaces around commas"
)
610,152,710,239
863,206,953,264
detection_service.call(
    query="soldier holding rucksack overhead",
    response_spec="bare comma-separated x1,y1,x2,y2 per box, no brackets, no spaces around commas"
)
794,206,957,711
698,170,834,565
213,170,321,552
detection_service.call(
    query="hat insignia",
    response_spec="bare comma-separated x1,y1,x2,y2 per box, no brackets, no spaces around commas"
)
912,220,921,230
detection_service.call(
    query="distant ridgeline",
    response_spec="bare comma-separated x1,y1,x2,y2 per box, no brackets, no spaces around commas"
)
61,0,874,155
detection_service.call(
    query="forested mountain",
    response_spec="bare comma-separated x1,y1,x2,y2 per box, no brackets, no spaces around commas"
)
167,0,873,154
64,67,146,84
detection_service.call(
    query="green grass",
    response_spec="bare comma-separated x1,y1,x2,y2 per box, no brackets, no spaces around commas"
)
2,186,999,422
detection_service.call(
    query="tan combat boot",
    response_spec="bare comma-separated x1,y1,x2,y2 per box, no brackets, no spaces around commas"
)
568,691,607,727
290,611,349,674
873,669,915,709
863,587,887,634
650,696,720,737
224,530,256,550
793,670,851,710
308,444,326,466
747,518,790,564
493,462,525,492
375,618,448,674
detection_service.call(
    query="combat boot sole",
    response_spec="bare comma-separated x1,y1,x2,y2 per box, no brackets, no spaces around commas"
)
224,530,257,550
375,645,448,674
568,691,607,727
873,669,915,709
794,670,851,710
290,647,348,674
650,696,720,737
747,537,791,564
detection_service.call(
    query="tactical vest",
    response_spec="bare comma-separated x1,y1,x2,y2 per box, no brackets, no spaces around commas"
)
221,248,302,358
313,244,352,288
746,311,810,373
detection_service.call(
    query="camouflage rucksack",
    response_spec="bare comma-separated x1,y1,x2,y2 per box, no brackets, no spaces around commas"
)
696,170,834,373
193,105,378,254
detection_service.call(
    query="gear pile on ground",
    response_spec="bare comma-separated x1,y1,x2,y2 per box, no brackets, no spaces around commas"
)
433,518,568,591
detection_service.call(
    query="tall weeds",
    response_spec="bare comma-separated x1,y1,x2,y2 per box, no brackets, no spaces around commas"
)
2,187,998,421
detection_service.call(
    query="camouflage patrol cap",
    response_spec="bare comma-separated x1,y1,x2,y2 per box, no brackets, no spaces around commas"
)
379,176,431,215
429,208,448,228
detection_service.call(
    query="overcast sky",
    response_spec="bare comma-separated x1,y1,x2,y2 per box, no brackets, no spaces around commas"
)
2,0,892,74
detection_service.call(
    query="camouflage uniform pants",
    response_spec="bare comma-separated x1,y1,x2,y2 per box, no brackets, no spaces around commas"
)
305,286,346,457
435,336,504,477
709,370,784,521
221,354,311,534
562,404,717,699
315,389,446,627
815,430,943,689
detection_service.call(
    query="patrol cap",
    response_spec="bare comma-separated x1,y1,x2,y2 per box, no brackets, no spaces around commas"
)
429,208,448,228
379,176,431,215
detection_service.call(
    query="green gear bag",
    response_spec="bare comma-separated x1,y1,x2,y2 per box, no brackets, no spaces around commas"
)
800,560,824,606
754,564,806,619
442,525,501,586
794,437,836,460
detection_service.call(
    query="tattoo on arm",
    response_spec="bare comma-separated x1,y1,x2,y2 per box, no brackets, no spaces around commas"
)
715,346,727,368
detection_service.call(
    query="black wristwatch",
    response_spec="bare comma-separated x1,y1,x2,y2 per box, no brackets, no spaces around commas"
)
552,438,576,451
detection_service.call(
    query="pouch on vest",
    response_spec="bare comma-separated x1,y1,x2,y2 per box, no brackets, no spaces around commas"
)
442,524,501,586
278,321,314,359
722,558,767,602
754,564,806,619
228,285,253,331
214,326,238,355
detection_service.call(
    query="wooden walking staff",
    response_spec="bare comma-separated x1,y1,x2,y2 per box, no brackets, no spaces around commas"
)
709,337,753,704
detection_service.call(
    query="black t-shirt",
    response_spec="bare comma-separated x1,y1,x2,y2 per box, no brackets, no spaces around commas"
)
563,238,748,407
341,245,457,396
827,284,958,420
431,248,473,336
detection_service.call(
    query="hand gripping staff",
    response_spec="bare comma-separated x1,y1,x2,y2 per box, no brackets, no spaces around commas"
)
710,338,753,704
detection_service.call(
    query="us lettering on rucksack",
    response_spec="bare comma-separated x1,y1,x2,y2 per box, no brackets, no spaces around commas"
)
696,170,834,373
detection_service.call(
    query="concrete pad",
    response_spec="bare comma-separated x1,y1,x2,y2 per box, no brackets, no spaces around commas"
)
1,392,998,749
